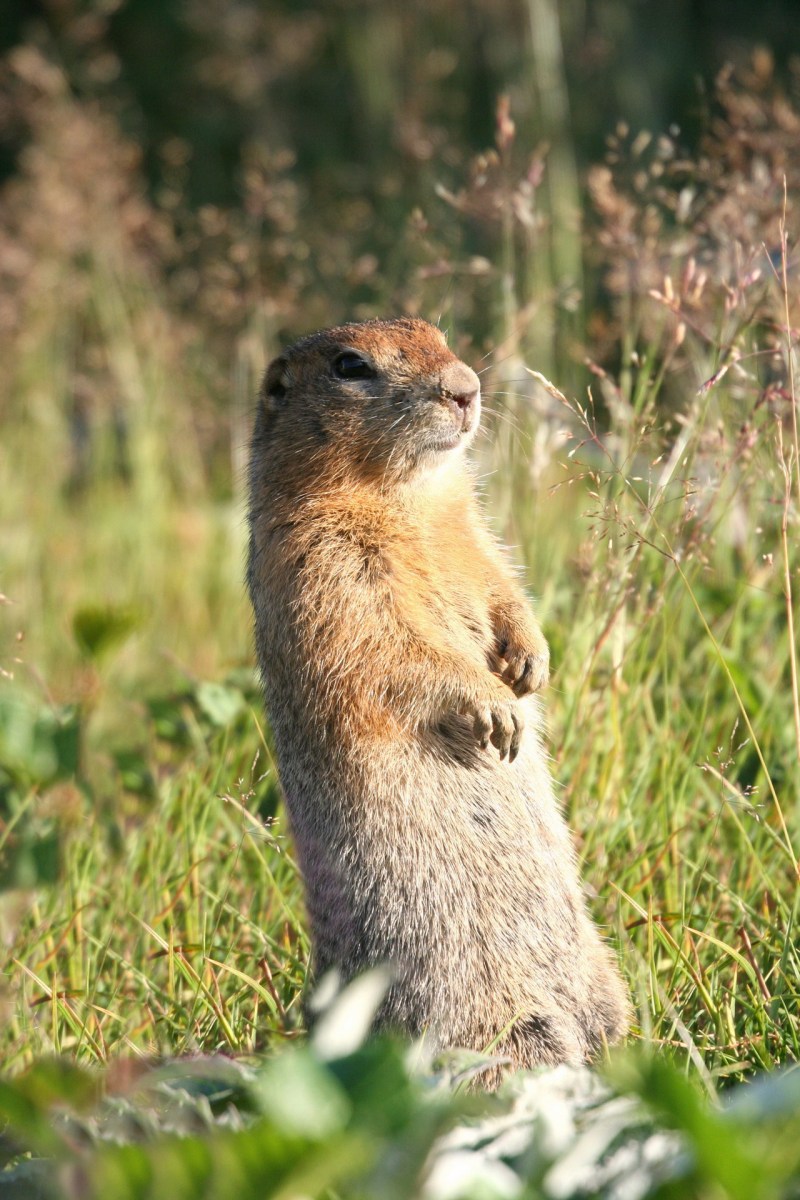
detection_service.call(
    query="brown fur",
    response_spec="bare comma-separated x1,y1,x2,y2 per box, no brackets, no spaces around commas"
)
247,318,630,1077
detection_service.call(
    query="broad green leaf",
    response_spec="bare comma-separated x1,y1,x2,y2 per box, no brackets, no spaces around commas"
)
72,605,140,661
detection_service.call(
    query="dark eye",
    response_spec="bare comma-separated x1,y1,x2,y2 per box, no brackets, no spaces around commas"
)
333,351,375,380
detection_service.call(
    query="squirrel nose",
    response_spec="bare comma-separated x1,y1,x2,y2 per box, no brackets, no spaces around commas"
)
439,362,480,425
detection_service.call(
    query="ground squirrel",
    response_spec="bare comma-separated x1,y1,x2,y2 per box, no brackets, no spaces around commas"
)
247,317,629,1074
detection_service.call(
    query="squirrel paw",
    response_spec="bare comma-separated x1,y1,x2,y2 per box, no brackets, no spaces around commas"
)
499,636,550,697
468,697,524,762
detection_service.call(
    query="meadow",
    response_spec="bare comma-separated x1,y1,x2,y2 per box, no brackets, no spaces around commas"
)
0,38,799,1200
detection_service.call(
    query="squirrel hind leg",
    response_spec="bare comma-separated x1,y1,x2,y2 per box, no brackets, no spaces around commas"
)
503,1012,584,1070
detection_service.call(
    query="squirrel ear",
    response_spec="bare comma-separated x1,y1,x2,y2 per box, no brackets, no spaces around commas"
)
262,356,289,409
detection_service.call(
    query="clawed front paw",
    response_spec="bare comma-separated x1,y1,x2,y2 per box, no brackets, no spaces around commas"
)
498,632,550,697
467,696,523,762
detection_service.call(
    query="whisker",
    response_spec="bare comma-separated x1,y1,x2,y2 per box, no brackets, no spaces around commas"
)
481,406,526,435
476,348,528,377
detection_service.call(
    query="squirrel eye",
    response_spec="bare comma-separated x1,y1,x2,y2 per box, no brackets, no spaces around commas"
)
333,351,375,380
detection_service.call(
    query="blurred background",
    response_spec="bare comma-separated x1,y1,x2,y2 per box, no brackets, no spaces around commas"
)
3,0,800,463
1,1,799,1074
3,0,800,486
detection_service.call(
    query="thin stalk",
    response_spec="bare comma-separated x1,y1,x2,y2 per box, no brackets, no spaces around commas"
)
778,422,800,763
778,180,800,763
780,178,800,511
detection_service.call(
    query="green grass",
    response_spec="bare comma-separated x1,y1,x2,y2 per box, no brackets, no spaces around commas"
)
1,55,799,1198
2,348,797,1083
3,270,799,1192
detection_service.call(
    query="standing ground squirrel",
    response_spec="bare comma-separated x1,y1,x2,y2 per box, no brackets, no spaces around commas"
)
247,317,630,1074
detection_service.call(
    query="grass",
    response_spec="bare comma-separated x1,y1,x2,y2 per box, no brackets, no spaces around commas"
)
0,49,799,1199
2,337,797,1082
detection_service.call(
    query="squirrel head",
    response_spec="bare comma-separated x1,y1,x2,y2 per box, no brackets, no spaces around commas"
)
255,318,481,489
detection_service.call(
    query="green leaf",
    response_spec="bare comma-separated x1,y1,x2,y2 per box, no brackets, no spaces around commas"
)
0,826,60,891
0,699,80,788
112,748,155,798
609,1053,776,1200
329,1038,417,1136
145,694,191,745
0,1082,64,1159
72,605,140,661
249,1048,351,1137
84,1123,371,1200
15,1058,99,1114
0,1158,54,1198
195,682,245,728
